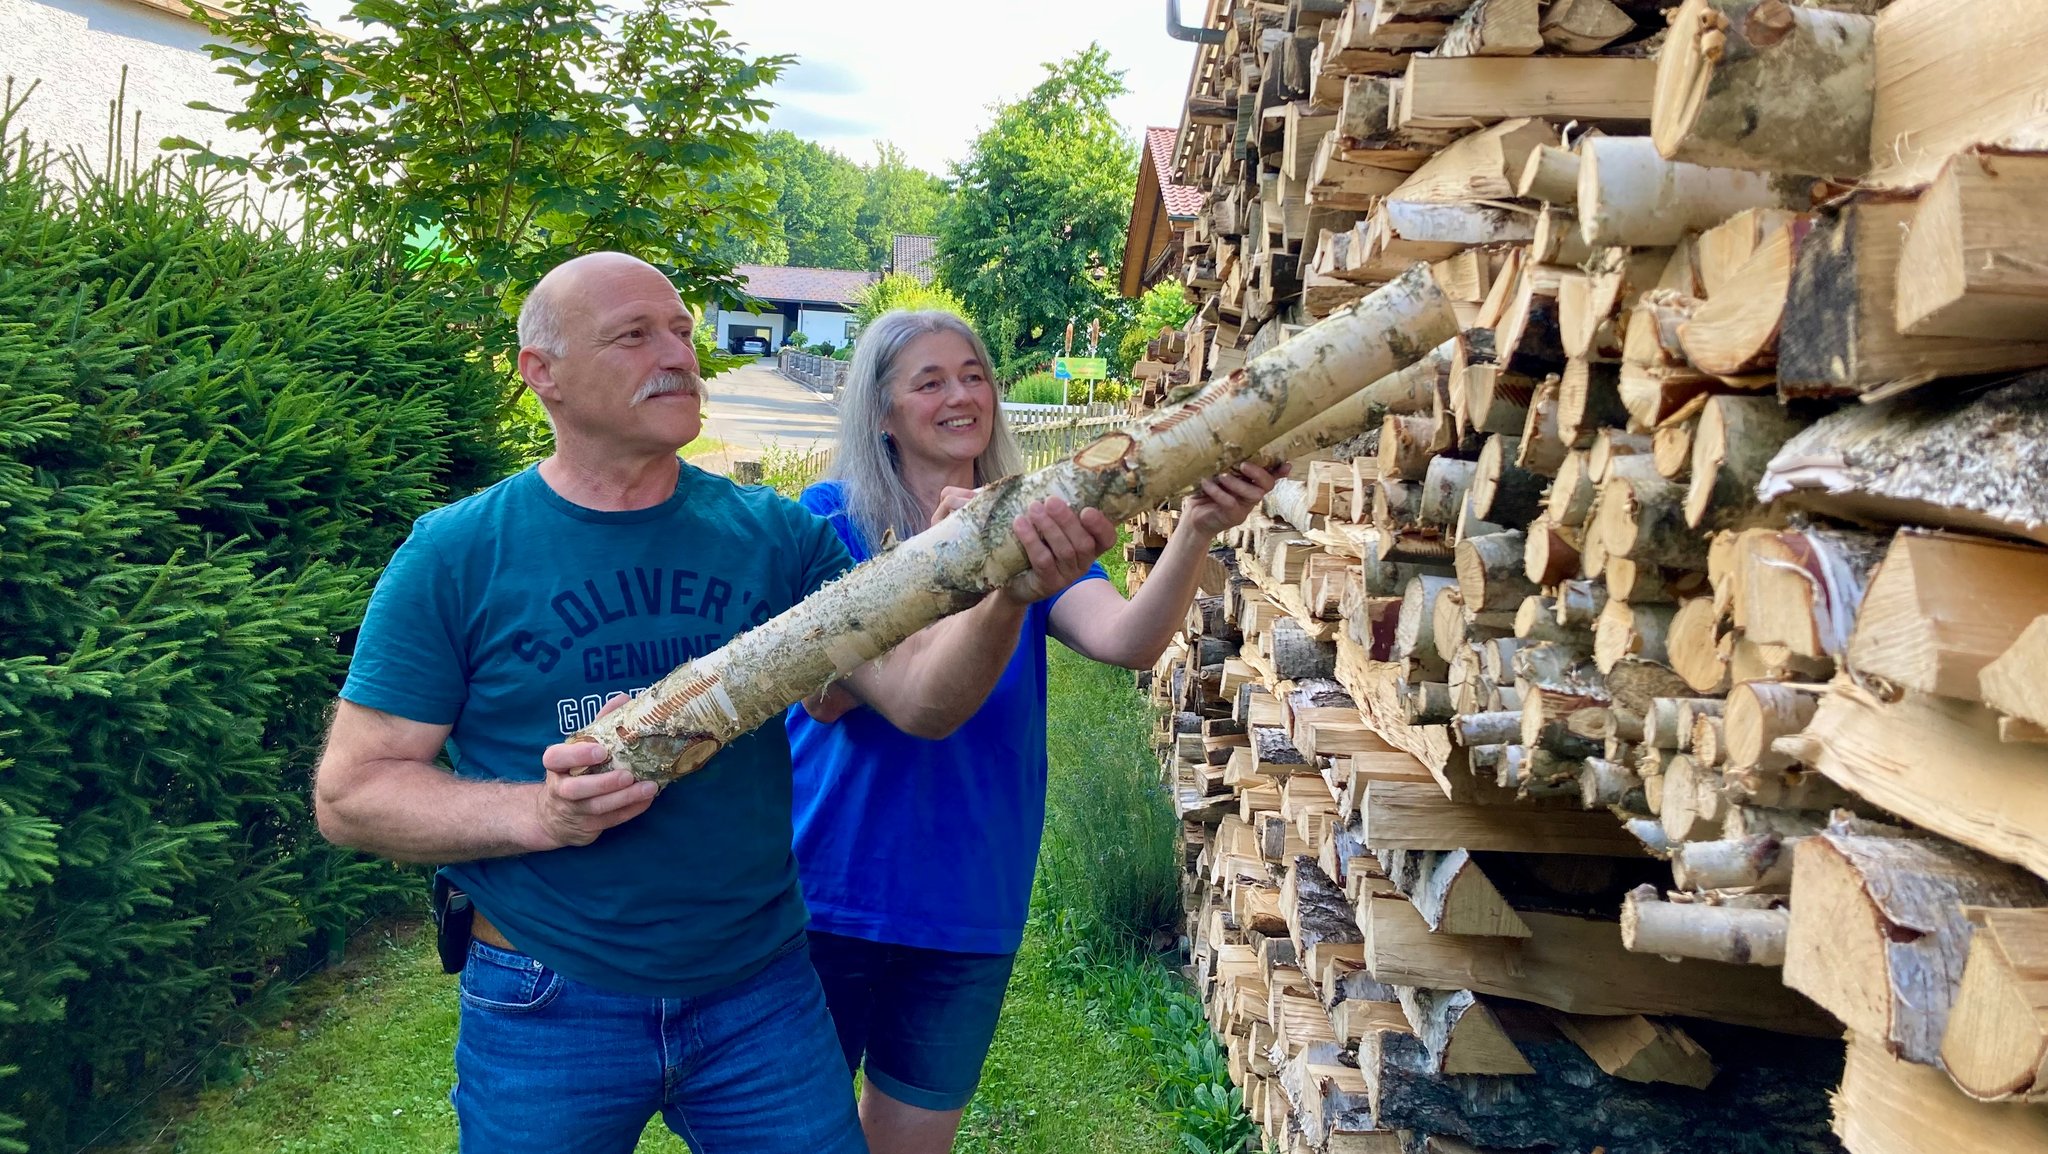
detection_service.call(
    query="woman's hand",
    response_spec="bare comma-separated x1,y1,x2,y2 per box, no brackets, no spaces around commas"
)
928,486,978,530
1180,462,1286,538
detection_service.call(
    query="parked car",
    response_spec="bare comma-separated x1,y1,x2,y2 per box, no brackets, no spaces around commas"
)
728,332,771,356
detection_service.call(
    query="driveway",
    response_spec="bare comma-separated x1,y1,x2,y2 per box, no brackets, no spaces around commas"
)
692,359,841,474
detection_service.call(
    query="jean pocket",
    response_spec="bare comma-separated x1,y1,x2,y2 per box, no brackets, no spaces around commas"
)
459,942,565,1014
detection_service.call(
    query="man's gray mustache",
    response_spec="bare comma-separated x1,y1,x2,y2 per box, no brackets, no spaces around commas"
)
632,371,704,404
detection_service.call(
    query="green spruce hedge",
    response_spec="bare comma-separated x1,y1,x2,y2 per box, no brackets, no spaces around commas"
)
0,140,516,1149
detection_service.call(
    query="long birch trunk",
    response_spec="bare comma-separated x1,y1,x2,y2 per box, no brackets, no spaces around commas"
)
573,266,1457,779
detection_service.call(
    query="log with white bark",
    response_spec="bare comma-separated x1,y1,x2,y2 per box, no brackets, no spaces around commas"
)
1673,833,1801,892
1782,827,2048,1065
1650,0,1876,176
1576,136,1805,248
1621,884,1789,966
1758,369,2048,547
571,267,1458,779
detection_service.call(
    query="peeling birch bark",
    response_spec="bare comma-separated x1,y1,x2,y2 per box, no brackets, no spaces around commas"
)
572,267,1457,779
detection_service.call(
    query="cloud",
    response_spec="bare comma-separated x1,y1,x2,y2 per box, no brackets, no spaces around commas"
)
767,102,885,141
775,58,866,97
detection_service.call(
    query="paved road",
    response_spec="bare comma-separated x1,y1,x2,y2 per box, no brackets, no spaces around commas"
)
693,360,841,473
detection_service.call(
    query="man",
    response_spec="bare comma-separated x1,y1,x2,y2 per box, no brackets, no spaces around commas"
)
315,251,1113,1153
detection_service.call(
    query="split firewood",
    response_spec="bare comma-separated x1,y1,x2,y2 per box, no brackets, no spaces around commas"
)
1782,827,2048,1065
571,267,1457,779
1941,907,2048,1103
1982,615,2048,733
1896,151,2048,340
1683,394,1806,529
1847,529,2048,701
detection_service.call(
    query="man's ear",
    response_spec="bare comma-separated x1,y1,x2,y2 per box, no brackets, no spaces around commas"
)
519,347,561,404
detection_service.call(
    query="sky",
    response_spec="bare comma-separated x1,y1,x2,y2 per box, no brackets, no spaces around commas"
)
298,0,1203,176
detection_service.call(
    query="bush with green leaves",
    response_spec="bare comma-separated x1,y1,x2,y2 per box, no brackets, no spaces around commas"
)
1006,373,1070,405
852,271,974,328
831,344,855,362
0,130,516,1149
812,340,837,357
1115,279,1197,376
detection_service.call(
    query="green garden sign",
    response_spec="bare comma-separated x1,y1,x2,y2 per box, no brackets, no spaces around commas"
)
1053,356,1108,381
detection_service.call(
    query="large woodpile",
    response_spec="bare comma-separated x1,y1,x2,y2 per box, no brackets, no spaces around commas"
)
1126,1,2048,1150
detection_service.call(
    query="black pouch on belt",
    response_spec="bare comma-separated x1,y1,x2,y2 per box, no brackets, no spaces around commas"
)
431,871,474,974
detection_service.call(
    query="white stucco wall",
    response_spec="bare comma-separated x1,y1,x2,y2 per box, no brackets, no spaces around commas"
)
795,306,858,348
2,0,263,173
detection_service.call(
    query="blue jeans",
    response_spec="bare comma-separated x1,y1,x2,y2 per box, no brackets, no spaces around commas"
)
807,929,1019,1112
453,935,868,1153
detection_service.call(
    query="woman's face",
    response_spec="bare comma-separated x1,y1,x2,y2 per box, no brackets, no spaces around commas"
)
880,330,995,475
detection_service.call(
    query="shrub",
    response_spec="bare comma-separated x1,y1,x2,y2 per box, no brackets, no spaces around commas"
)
812,340,838,357
756,440,831,500
0,136,515,1149
786,331,810,350
831,344,854,362
1006,372,1070,405
852,271,972,328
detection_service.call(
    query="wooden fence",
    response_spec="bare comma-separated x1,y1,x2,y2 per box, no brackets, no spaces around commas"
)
764,404,1130,493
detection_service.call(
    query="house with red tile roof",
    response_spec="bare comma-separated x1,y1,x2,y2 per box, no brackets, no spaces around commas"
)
1119,126,1203,298
710,264,880,355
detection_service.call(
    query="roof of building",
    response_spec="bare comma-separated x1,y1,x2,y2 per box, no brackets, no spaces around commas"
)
735,264,878,307
891,234,938,284
1146,127,1203,220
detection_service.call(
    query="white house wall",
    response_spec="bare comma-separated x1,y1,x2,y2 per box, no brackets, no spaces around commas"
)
796,306,858,348
714,308,784,351
4,0,267,177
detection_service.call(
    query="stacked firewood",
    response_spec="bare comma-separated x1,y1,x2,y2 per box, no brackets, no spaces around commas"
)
1132,1,2048,1151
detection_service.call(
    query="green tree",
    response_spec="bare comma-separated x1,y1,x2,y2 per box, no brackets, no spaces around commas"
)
852,272,973,328
938,44,1140,379
857,142,949,268
757,130,867,269
1114,279,1196,375
185,0,788,360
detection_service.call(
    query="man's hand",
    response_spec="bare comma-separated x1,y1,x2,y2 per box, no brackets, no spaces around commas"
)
531,694,660,849
801,680,861,724
1001,497,1116,606
1181,462,1286,538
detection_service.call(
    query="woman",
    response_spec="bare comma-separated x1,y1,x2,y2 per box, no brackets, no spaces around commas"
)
786,309,1277,1154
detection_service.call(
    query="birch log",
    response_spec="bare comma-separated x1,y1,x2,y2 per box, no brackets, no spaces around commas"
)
1577,136,1804,247
1650,0,1876,177
572,267,1457,779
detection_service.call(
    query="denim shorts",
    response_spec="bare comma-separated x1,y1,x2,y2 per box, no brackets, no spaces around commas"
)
453,934,867,1154
807,928,1019,1112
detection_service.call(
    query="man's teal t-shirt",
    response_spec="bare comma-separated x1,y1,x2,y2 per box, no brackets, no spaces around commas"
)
341,463,853,996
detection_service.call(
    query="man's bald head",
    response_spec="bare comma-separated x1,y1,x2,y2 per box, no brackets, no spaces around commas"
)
518,252,677,357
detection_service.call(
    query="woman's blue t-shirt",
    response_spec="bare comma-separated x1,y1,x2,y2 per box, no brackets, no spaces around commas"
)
785,481,1108,955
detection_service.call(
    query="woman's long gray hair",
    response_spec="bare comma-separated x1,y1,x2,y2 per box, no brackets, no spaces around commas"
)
831,309,1023,549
